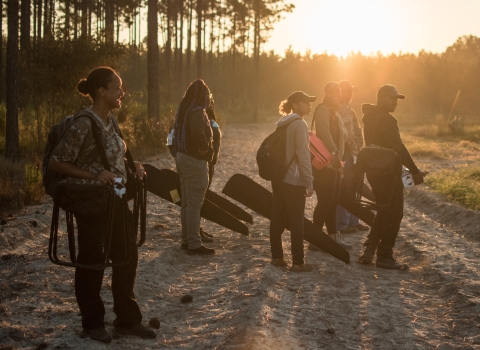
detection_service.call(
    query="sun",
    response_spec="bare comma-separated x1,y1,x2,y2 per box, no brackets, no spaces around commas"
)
266,0,406,57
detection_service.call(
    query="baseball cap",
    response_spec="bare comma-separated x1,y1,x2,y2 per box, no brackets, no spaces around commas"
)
377,85,405,99
338,80,358,91
287,91,317,104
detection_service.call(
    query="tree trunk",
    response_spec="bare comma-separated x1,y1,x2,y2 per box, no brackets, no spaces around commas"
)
165,0,172,101
105,0,114,45
178,0,184,97
6,0,20,161
49,0,54,36
186,0,192,84
0,0,3,102
20,0,31,51
43,0,49,38
195,0,202,78
81,0,87,39
252,5,260,122
147,0,160,122
64,0,70,40
37,0,42,40
73,0,78,40
115,3,119,44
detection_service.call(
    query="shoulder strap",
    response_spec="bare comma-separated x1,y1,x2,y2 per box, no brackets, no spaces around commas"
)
110,115,136,173
73,111,111,172
311,103,326,131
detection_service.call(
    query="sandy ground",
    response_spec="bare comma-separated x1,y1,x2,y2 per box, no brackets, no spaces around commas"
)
1,123,480,350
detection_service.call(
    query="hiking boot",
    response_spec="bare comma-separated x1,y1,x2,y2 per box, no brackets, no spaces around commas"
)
200,229,213,243
270,258,288,267
355,224,370,232
358,244,377,264
376,257,409,270
80,327,112,343
290,263,313,273
339,226,358,234
114,323,157,339
200,227,213,238
329,232,352,250
180,243,188,250
187,246,215,255
308,243,322,251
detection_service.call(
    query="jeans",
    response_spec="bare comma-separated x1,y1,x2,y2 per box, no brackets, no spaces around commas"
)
313,167,341,234
270,181,306,265
74,201,142,330
364,174,404,259
336,206,360,231
175,152,209,249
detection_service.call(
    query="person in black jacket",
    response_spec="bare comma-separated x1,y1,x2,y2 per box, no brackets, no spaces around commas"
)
174,79,215,255
359,85,426,269
197,100,221,243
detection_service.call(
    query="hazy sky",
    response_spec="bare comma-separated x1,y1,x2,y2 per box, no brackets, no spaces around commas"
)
263,0,480,56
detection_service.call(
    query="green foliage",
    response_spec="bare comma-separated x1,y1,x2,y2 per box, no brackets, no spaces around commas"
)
426,166,480,211
23,163,43,204
0,157,44,215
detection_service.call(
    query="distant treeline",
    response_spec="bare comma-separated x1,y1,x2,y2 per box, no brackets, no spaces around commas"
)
0,0,479,158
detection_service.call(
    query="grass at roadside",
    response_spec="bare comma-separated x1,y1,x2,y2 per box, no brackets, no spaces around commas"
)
0,157,44,216
426,166,480,211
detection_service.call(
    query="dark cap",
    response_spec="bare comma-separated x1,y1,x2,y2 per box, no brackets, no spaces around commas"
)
377,84,405,99
287,91,317,104
324,82,341,94
339,80,358,92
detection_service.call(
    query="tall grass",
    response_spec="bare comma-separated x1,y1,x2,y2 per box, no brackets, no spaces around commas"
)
426,166,480,211
0,157,44,215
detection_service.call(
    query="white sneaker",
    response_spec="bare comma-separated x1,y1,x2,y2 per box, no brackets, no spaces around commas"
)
328,232,352,250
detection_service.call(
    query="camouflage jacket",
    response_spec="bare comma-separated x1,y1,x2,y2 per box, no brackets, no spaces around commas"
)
339,103,364,157
51,107,127,185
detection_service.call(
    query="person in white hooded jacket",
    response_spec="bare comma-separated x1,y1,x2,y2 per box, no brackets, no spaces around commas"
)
269,91,315,273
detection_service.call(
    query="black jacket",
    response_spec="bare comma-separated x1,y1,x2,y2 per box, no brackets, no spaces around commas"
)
184,108,214,161
362,104,419,174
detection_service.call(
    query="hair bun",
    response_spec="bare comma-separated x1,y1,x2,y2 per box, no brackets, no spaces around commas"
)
77,79,90,95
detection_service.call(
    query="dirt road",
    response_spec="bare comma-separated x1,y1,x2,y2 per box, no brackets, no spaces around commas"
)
1,123,480,349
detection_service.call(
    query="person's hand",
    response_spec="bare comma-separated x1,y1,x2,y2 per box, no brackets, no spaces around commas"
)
305,187,314,197
134,161,144,180
331,153,342,169
413,170,426,185
94,170,117,185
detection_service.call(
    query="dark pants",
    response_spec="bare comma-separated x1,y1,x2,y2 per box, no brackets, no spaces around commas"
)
270,181,306,265
208,163,215,189
364,174,404,258
313,167,342,234
74,201,142,330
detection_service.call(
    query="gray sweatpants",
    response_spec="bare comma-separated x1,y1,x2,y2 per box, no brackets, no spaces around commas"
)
175,152,209,249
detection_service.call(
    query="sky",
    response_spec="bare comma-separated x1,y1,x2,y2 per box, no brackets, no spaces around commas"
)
263,0,480,56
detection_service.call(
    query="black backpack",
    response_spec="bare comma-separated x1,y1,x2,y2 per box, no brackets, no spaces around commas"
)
256,118,298,181
42,111,111,198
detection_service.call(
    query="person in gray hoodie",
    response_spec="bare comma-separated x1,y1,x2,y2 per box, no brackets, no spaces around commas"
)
270,91,315,273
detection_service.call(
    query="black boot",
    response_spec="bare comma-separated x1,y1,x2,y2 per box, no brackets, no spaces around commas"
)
376,256,408,270
358,243,377,264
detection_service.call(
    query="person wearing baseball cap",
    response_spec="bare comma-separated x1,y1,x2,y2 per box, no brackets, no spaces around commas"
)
269,91,316,272
359,84,426,269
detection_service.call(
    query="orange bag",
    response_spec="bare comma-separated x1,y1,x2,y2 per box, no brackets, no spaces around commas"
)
309,132,331,170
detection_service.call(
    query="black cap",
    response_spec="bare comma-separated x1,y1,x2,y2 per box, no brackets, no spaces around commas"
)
377,85,405,99
338,80,358,92
287,91,317,104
